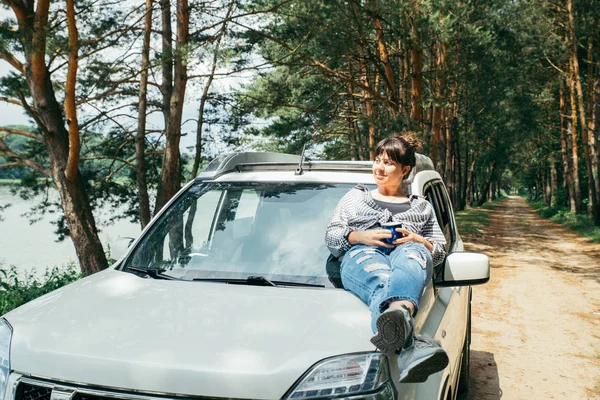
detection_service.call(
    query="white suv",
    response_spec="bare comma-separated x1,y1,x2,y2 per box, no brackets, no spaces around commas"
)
0,152,489,400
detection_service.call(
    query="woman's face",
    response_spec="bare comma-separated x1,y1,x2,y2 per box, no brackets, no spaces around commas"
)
372,151,411,190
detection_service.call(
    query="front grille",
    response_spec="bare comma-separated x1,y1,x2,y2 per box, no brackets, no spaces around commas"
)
14,379,237,400
18,383,52,400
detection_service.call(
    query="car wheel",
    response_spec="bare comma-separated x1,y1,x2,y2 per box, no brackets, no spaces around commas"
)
457,303,471,395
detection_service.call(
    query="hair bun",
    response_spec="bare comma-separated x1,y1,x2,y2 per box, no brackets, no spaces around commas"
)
399,132,421,150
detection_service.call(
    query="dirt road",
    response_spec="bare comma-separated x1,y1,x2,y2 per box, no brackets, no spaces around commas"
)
462,196,600,400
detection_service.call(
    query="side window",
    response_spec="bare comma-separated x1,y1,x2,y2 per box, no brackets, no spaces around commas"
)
424,182,454,249
433,183,454,248
424,185,444,232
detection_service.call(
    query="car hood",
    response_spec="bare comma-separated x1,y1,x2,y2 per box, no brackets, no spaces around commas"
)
5,268,375,399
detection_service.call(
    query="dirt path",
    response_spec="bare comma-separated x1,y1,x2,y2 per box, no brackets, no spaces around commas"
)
462,196,600,400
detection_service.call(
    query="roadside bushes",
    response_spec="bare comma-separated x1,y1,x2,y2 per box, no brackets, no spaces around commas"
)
527,199,600,243
0,264,81,315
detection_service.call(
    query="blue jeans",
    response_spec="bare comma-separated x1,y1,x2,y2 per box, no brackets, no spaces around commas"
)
341,242,433,333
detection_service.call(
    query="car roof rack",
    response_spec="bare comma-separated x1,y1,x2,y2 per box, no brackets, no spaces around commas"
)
197,151,434,181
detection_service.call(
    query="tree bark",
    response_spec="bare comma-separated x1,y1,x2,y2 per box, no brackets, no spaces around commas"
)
560,81,576,210
589,41,599,201
409,0,423,126
190,0,234,179
550,160,558,207
135,0,153,228
595,59,600,202
431,40,446,172
370,0,397,116
155,0,173,213
17,0,108,274
64,0,80,183
567,57,582,212
567,0,598,222
155,0,189,214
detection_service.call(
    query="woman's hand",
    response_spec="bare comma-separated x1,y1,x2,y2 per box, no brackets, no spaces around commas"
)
347,230,394,248
393,228,434,252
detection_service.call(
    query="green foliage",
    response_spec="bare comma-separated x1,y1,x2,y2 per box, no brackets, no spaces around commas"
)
0,264,82,315
0,126,39,180
455,195,508,234
527,199,600,243
455,208,491,236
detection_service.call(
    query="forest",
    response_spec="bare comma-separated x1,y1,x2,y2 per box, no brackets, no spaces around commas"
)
0,0,598,274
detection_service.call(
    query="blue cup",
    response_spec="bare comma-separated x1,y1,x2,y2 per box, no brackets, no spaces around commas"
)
381,222,403,246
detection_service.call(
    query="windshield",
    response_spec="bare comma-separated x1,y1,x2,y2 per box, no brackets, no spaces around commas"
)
123,182,358,287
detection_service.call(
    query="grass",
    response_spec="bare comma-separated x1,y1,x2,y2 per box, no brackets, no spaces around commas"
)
455,208,491,235
527,199,600,243
0,179,20,186
453,195,508,235
0,264,82,315
455,203,500,236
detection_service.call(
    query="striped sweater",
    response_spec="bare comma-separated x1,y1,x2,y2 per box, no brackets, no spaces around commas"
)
325,184,447,266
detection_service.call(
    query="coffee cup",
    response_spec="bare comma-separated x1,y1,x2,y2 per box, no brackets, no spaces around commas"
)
381,221,403,245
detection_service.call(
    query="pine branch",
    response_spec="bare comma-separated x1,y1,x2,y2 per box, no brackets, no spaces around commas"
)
231,20,386,103
0,126,43,141
0,49,25,74
0,97,24,107
0,138,50,176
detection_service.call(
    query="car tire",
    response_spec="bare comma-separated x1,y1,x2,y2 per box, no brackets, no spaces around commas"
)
457,303,471,395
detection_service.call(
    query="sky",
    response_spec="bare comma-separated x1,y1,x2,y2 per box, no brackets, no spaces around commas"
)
0,57,261,161
0,59,240,153
0,3,274,160
0,63,30,126
0,4,257,155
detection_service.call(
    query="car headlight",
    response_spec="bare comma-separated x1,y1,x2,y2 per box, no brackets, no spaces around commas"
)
284,353,395,400
0,319,12,400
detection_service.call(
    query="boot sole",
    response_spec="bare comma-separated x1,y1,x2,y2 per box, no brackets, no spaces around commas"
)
399,348,449,383
370,309,408,357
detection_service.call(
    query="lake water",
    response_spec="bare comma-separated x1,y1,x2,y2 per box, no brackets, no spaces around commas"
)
0,186,141,276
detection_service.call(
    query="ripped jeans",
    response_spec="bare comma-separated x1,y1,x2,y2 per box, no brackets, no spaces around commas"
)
341,242,433,333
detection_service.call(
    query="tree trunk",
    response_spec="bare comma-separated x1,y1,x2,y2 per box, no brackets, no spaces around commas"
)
64,0,80,183
136,0,153,228
346,75,361,160
453,123,462,210
409,0,423,126
550,160,558,207
568,0,598,222
190,42,219,179
155,0,174,213
15,0,108,275
460,140,469,210
543,166,551,205
34,80,107,275
155,0,189,214
190,0,234,179
567,58,582,212
595,59,600,203
560,81,576,210
467,148,477,206
431,40,446,172
370,0,397,115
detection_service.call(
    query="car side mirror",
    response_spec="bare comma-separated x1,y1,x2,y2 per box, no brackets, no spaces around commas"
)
108,237,135,263
435,252,490,287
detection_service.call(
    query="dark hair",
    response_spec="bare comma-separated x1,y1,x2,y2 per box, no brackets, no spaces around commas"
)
375,133,421,177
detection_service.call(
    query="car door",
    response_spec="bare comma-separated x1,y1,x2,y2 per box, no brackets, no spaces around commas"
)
391,180,462,399
422,180,469,397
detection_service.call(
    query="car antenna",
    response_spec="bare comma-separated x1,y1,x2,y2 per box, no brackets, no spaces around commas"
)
295,143,307,176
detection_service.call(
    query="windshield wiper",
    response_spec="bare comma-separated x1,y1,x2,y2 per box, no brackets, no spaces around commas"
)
127,266,180,280
192,275,325,288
